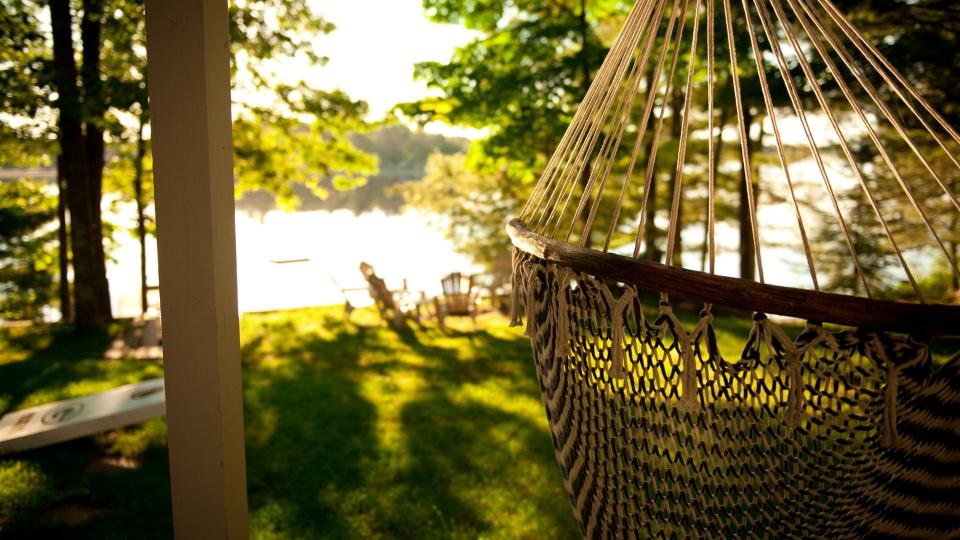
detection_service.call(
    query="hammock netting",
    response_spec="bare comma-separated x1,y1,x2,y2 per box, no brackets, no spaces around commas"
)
507,0,960,537
511,251,959,537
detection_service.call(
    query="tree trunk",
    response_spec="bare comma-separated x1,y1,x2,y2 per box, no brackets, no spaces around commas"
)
56,155,72,323
951,207,959,294
666,86,683,267
641,68,661,262
579,0,590,90
577,161,592,241
700,107,729,272
642,134,661,262
49,0,111,331
80,0,112,319
738,110,762,281
952,178,959,294
134,119,149,315
952,238,958,293
575,0,592,243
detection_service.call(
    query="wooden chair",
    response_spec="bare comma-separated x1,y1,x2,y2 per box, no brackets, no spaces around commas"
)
359,262,424,329
434,272,479,330
331,277,368,321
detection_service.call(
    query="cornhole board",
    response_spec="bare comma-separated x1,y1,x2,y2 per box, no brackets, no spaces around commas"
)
0,378,166,455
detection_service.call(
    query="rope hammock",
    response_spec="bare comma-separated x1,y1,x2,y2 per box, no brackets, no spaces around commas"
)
507,0,960,536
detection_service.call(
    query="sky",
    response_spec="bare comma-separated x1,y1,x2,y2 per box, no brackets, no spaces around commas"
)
303,0,481,138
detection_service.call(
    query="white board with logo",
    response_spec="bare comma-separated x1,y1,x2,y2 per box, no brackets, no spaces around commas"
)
0,378,166,455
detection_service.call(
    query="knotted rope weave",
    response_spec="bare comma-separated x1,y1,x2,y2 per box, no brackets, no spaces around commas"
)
507,0,960,535
511,251,959,538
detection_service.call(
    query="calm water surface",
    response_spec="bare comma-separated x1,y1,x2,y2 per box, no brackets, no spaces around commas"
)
107,208,479,317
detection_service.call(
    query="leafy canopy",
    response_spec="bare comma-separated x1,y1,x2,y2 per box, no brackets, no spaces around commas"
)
0,0,377,208
0,180,57,321
228,0,378,208
400,0,630,181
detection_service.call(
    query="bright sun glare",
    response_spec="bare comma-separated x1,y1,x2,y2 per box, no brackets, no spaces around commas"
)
305,0,482,138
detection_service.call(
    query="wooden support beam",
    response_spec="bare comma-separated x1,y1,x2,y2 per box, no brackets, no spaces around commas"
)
144,0,248,537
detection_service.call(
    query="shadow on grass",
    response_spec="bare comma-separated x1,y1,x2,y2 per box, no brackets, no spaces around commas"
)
239,308,579,538
384,321,578,537
0,324,114,413
387,392,579,539
241,315,381,538
0,321,172,539
0,308,581,538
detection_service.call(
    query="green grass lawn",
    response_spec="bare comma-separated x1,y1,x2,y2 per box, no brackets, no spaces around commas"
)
0,308,581,539
0,305,954,538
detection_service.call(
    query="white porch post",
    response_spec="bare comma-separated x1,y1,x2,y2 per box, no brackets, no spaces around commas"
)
143,0,249,537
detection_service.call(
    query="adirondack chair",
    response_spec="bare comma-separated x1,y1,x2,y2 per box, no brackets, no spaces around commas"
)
434,272,479,331
359,262,424,329
331,277,368,321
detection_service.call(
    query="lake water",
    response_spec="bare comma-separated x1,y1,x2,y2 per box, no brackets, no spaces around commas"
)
105,186,864,319
107,208,480,317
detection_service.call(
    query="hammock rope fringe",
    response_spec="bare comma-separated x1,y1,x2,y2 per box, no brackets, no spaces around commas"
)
508,0,960,536
509,252,958,537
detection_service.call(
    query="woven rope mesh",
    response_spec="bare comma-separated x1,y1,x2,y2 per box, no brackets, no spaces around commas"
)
508,0,960,534
512,251,960,538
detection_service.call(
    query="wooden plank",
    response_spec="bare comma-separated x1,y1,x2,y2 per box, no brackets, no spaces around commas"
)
508,219,960,338
143,0,248,537
0,379,165,455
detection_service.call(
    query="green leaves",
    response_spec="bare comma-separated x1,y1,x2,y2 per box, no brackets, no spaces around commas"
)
0,0,52,136
396,0,640,268
394,153,521,269
0,179,57,321
227,2,378,208
422,0,506,30
1,0,379,319
2,0,376,209
402,1,619,185
229,0,334,68
233,98,378,210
